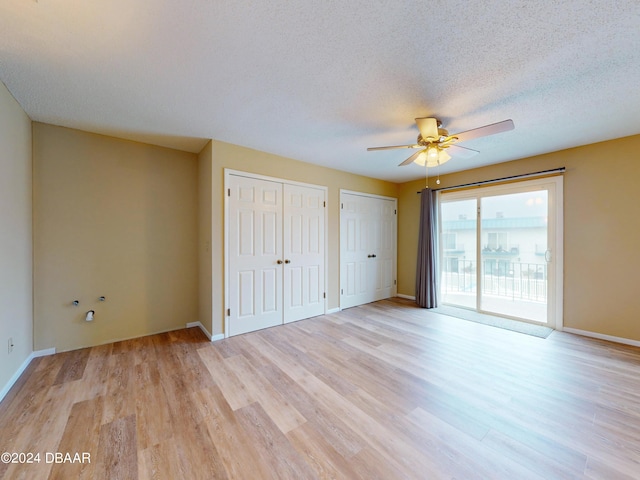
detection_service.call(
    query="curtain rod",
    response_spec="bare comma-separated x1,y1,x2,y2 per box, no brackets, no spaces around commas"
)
416,167,565,194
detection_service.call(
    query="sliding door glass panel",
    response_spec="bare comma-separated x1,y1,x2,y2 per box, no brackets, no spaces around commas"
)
480,190,548,323
440,199,477,309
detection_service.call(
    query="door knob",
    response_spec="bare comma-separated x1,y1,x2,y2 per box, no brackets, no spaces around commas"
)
277,259,283,264
284,259,291,264
372,254,377,258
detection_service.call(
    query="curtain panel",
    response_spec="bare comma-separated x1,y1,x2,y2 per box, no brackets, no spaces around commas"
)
415,188,438,308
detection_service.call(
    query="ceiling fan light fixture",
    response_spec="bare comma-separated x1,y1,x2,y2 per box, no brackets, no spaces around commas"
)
427,144,439,161
436,149,451,166
413,145,451,167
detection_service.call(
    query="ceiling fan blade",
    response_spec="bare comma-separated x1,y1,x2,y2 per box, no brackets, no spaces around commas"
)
452,119,514,143
398,149,425,166
447,144,480,159
415,117,439,141
367,144,420,151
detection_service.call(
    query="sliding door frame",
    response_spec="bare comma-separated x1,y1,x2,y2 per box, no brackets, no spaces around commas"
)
438,176,563,329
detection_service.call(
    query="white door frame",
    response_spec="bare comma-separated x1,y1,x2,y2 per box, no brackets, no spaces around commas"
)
224,169,328,338
339,189,398,310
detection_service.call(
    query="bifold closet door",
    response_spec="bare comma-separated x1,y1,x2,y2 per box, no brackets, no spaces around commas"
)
227,173,326,336
227,175,283,336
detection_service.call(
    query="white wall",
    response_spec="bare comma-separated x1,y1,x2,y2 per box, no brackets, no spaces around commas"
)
0,81,33,400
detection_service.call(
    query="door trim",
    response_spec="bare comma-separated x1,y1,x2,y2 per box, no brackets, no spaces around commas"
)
339,189,398,202
224,169,328,338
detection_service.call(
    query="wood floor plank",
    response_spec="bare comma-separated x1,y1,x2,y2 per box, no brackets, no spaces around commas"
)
583,456,640,480
405,406,547,480
197,347,255,410
52,348,91,386
134,364,174,451
233,402,319,480
95,414,138,480
481,428,586,479
48,396,103,480
170,419,229,480
223,354,307,434
261,325,359,397
101,352,136,426
194,384,275,479
78,343,113,400
1,380,86,480
286,421,364,480
257,363,365,459
3,299,640,479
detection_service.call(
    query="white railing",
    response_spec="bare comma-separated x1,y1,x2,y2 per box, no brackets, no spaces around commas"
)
442,258,547,302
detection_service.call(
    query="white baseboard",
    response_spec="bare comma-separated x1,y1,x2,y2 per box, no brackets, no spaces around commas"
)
396,294,416,301
0,355,32,404
186,321,214,341
0,347,56,404
326,307,341,314
33,348,56,358
562,327,640,348
186,322,225,342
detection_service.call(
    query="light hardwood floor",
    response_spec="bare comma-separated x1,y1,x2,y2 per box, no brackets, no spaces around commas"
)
2,298,640,479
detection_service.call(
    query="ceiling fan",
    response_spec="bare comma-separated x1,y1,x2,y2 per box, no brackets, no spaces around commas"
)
367,117,514,167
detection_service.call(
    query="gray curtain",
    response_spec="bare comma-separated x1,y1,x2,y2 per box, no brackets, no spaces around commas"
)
415,188,438,308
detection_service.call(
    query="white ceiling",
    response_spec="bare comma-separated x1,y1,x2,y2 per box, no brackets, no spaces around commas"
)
1,1,639,183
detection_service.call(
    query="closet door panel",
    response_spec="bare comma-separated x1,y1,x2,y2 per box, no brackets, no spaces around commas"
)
374,198,397,301
228,176,283,336
340,194,369,308
283,184,325,323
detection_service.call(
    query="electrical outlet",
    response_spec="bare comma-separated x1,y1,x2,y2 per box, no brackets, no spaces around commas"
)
8,337,14,354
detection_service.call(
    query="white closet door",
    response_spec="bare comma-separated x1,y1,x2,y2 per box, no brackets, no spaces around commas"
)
340,192,397,309
283,184,325,323
340,193,369,309
373,197,397,301
228,175,283,336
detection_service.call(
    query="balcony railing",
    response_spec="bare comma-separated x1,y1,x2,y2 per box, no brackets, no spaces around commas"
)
441,257,547,302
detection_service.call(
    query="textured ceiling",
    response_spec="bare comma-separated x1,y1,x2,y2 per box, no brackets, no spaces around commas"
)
1,0,639,182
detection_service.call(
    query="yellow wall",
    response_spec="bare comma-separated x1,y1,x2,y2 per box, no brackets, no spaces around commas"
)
33,123,199,352
398,134,640,341
198,141,213,336
0,81,32,395
207,140,399,336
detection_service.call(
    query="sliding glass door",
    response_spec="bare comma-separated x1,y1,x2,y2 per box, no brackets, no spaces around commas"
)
439,177,563,328
440,199,477,309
